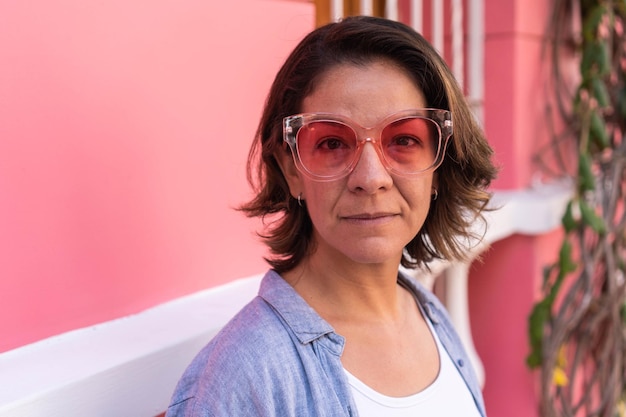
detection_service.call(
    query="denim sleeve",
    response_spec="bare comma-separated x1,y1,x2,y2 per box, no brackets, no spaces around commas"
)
164,299,312,417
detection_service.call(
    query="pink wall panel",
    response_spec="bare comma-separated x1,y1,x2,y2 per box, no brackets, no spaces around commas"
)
484,0,555,189
469,237,540,417
470,231,563,417
0,0,314,352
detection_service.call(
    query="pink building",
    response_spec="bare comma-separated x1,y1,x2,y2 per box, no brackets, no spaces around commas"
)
0,0,569,416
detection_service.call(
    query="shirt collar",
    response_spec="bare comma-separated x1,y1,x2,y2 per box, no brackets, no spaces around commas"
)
258,270,341,348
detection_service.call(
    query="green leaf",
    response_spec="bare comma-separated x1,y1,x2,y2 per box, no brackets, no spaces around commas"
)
526,351,542,368
581,45,596,76
528,302,548,344
558,240,577,276
578,153,595,192
596,42,611,76
527,300,550,368
561,201,578,233
582,5,606,42
590,111,610,149
591,77,610,108
580,41,611,77
527,242,576,369
579,200,607,234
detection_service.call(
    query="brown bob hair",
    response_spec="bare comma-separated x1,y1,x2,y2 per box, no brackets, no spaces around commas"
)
240,15,497,273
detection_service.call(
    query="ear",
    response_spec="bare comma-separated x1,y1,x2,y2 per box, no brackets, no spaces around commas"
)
275,149,303,199
431,172,439,199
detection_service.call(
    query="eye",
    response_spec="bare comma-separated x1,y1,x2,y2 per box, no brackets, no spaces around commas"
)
316,136,350,150
390,134,422,147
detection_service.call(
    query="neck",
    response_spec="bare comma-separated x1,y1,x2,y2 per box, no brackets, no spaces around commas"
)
282,251,407,324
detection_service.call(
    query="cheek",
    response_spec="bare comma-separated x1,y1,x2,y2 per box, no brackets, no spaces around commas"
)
301,184,343,221
400,180,435,222
301,179,344,203
399,177,433,201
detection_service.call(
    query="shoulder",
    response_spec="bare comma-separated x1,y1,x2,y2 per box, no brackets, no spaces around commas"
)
166,296,301,415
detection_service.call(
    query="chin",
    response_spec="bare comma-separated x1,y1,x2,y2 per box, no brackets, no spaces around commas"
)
344,250,402,266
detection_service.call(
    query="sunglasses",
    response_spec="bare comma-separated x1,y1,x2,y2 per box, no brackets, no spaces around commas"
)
283,109,453,181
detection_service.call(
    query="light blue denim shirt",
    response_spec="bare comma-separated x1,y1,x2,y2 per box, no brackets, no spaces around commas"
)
166,269,486,417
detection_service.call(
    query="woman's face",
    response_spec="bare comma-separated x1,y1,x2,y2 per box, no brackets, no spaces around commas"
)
279,60,436,268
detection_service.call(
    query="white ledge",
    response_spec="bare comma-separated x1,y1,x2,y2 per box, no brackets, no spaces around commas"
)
0,182,572,417
0,275,263,417
485,179,572,241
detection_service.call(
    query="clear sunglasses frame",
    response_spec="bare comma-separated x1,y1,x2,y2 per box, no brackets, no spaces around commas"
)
283,108,453,181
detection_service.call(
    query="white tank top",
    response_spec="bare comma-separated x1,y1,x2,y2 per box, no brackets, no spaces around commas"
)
344,317,482,417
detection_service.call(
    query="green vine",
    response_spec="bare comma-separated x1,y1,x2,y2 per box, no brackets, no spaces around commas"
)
527,0,626,415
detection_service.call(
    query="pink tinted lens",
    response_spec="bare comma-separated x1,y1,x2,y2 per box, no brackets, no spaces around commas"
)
380,117,438,173
296,120,357,177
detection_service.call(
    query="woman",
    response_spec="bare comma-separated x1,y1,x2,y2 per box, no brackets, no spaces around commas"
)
166,15,497,417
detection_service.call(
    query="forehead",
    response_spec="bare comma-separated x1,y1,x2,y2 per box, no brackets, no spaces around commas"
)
301,60,427,127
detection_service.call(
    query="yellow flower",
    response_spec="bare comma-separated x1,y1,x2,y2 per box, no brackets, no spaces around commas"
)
552,345,569,387
552,367,569,387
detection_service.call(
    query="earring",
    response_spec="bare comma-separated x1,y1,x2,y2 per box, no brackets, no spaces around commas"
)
432,188,438,201
297,193,303,207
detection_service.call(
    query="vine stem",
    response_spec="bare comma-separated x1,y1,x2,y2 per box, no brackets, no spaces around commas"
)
530,0,626,416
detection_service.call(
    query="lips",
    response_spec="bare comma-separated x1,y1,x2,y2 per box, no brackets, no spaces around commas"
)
340,212,399,226
343,212,396,220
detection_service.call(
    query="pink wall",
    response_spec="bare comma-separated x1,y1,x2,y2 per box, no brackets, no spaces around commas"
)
472,0,560,415
484,0,554,189
0,0,314,352
470,232,563,417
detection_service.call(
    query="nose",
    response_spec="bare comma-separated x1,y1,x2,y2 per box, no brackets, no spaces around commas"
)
346,140,393,193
